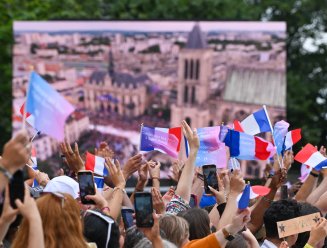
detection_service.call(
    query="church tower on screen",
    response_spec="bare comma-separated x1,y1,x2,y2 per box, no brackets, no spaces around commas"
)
171,23,213,128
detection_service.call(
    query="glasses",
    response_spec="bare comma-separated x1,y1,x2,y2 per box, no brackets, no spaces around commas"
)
85,210,114,247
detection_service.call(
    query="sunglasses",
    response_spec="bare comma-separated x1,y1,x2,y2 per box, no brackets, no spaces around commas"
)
85,210,114,247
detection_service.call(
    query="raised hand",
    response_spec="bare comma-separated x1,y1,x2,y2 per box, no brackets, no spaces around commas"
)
283,150,294,170
181,120,199,151
137,163,148,182
1,130,30,175
15,187,41,222
162,187,175,206
95,141,114,159
151,187,165,214
122,154,143,180
59,141,84,173
209,174,226,204
169,160,184,182
229,170,245,195
0,187,19,224
227,207,251,234
85,189,109,210
105,158,126,189
307,217,327,247
35,170,50,187
148,161,160,179
138,212,162,246
270,168,287,190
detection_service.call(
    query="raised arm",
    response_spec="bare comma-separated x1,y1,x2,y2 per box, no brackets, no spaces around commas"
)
175,120,199,203
294,169,319,202
217,170,245,230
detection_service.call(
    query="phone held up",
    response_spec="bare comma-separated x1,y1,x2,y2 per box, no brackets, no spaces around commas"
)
202,164,219,195
9,170,25,209
121,207,135,230
78,171,96,205
134,192,154,228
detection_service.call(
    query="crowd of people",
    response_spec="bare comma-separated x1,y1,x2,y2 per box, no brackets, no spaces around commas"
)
1,120,327,248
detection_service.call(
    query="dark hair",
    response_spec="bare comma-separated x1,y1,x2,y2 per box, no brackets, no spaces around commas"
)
225,234,247,248
177,208,211,240
293,203,321,248
124,226,145,248
263,199,301,239
83,210,120,248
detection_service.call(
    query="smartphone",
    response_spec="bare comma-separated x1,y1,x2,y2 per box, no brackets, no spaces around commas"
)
203,164,219,194
280,185,288,200
78,171,96,204
9,170,25,209
134,192,154,228
189,194,197,208
121,207,135,230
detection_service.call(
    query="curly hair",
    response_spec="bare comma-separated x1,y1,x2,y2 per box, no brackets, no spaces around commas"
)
12,193,88,248
263,199,301,239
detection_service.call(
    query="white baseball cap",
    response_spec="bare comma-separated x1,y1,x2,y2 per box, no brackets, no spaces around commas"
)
43,176,79,199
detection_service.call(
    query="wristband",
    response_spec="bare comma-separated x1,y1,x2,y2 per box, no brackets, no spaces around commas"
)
113,187,126,194
310,171,319,178
0,164,13,181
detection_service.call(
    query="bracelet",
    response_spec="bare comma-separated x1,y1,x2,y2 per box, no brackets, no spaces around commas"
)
310,171,319,178
113,187,126,194
304,244,314,248
101,206,110,213
0,164,13,181
151,177,160,180
262,196,273,204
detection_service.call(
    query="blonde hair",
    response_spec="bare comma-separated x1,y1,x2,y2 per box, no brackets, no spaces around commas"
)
159,215,189,248
12,193,87,248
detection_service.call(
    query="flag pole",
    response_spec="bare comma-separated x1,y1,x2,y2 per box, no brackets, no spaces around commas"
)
263,105,283,169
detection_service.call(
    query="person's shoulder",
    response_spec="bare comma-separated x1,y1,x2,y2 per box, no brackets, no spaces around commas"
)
183,233,221,248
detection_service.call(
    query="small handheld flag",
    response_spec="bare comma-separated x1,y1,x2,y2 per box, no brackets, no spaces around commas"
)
294,144,327,171
284,129,301,151
224,129,276,160
238,184,250,209
238,184,271,209
140,126,181,159
26,72,75,141
233,107,272,135
85,152,109,176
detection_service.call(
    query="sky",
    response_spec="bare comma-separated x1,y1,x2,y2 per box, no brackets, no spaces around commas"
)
14,21,286,33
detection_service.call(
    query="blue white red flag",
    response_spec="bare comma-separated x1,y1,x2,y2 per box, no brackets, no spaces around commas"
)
224,129,276,160
238,184,270,209
26,72,75,141
294,144,327,171
85,152,109,176
233,107,272,135
284,129,301,151
140,126,182,159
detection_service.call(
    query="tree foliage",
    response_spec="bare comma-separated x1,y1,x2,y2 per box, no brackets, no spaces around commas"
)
0,0,326,149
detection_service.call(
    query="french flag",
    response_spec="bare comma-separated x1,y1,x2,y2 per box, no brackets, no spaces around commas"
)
224,129,276,160
238,184,271,209
294,144,327,171
20,102,35,128
140,126,181,159
85,152,109,176
94,176,105,192
233,107,272,135
284,129,301,150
